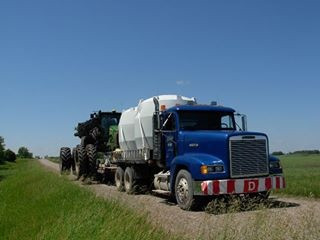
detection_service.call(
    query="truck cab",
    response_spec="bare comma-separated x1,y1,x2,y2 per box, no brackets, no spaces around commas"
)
158,105,284,209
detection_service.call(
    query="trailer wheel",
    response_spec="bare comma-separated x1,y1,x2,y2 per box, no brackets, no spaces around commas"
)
115,167,124,191
77,145,87,179
86,144,98,178
174,170,196,210
60,147,72,174
124,167,137,194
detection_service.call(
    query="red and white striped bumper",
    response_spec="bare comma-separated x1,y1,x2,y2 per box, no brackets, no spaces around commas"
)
196,175,285,196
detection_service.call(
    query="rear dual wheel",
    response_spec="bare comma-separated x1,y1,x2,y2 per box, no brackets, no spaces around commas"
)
115,167,124,191
71,147,77,174
76,144,99,179
77,145,87,179
124,167,137,194
86,144,98,178
115,166,137,194
60,147,72,174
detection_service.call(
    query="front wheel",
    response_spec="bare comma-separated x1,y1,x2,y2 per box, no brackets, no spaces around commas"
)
174,170,196,210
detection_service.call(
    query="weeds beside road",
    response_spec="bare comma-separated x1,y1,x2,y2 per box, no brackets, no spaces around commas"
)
0,159,175,240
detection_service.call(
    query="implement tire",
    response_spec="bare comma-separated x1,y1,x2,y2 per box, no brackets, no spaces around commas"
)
71,147,77,173
60,147,72,174
86,144,98,178
90,127,100,141
77,145,88,179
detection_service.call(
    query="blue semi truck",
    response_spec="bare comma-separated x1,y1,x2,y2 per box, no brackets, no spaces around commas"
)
61,95,285,210
151,103,285,209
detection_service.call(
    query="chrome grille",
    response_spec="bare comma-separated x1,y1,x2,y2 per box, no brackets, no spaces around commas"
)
230,137,268,178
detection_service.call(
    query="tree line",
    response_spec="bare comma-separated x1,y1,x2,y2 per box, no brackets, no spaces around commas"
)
272,150,320,155
0,136,33,163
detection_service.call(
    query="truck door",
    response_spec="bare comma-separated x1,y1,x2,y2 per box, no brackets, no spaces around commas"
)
162,112,178,167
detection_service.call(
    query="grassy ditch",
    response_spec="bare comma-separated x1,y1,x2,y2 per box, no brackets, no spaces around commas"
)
275,154,320,198
0,159,175,240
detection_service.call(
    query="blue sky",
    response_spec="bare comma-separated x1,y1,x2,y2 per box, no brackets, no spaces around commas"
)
0,0,319,156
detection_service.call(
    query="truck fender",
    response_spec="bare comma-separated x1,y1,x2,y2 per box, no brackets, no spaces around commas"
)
169,153,225,194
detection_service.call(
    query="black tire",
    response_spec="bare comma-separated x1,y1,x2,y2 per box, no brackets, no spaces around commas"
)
115,167,124,191
77,145,88,179
124,167,137,194
80,137,86,147
60,147,72,174
71,147,77,173
86,144,98,177
174,170,196,210
75,145,81,164
90,127,100,141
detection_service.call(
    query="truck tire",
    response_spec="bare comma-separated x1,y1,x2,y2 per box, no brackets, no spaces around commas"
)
86,144,98,177
77,145,88,179
174,170,196,210
124,167,137,194
115,167,124,191
60,147,72,173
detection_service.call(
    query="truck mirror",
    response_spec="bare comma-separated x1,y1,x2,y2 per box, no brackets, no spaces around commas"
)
241,115,247,131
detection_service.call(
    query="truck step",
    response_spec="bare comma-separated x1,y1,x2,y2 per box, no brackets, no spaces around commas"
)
154,170,170,180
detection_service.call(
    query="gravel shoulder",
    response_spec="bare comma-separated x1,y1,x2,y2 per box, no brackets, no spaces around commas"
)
38,159,320,240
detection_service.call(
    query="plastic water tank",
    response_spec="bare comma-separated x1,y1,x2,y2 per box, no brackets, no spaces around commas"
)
118,107,137,151
118,95,196,151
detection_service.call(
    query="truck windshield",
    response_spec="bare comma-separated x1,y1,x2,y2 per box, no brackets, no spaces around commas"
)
178,111,235,131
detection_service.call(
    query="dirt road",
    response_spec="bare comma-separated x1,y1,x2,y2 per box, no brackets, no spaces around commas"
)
39,159,320,240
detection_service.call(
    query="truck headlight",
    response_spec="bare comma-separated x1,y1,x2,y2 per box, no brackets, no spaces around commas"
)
201,165,224,174
269,161,281,169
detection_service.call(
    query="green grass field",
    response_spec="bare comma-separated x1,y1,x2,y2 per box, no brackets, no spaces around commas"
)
0,159,175,240
0,155,319,240
275,154,320,198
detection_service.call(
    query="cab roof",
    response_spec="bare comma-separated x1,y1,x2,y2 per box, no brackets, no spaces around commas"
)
166,104,235,113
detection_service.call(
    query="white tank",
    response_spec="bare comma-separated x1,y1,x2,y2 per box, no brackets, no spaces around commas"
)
118,107,137,151
119,95,196,151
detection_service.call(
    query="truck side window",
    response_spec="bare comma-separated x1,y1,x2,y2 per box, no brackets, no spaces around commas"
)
163,114,175,131
221,115,232,129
